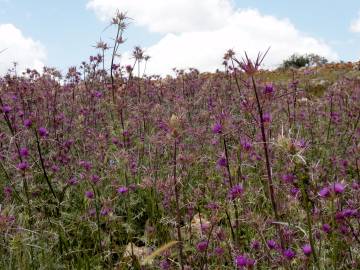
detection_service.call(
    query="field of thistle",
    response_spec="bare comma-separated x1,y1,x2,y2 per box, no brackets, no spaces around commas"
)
1,15,360,270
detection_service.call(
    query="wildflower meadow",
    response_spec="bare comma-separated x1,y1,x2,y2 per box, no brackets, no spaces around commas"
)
0,11,360,270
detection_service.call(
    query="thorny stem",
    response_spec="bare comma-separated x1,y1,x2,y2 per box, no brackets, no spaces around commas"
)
250,75,285,249
173,139,185,270
225,208,236,242
223,137,240,245
230,58,242,97
34,129,58,201
110,25,122,103
203,222,215,270
298,174,320,270
0,161,23,203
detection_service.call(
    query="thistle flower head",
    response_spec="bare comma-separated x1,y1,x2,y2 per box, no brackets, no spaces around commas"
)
318,186,330,198
196,240,208,252
262,112,271,123
117,186,129,194
38,127,48,137
212,122,222,134
234,48,270,76
283,248,296,260
322,223,331,233
2,105,11,113
169,114,181,137
235,255,247,267
217,155,227,168
132,46,144,60
229,184,244,200
24,119,32,128
264,83,274,94
214,246,224,256
333,182,345,194
302,244,312,256
235,255,255,268
267,239,277,249
85,191,94,199
91,175,100,184
95,40,109,50
19,147,29,158
251,240,261,250
17,161,29,171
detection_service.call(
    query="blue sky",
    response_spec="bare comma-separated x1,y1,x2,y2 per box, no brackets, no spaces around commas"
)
0,0,359,75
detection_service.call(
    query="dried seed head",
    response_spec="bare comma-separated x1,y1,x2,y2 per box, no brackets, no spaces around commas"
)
169,114,181,137
169,114,180,130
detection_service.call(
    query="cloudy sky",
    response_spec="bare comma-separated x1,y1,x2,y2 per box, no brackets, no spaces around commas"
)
0,0,360,75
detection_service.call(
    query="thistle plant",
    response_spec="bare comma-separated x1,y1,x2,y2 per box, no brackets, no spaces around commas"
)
0,13,359,270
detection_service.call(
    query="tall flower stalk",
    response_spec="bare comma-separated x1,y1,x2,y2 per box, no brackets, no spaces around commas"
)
169,114,185,270
233,50,285,249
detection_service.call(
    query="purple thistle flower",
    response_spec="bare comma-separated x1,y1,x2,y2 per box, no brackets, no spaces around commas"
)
267,239,277,249
91,174,100,184
262,112,271,123
51,165,59,172
333,182,345,194
196,240,208,252
68,177,78,186
264,84,274,94
339,225,350,235
17,161,29,171
212,122,222,134
85,191,94,199
79,160,92,171
24,119,32,128
281,173,295,184
235,255,247,267
283,248,296,260
318,186,330,198
100,207,111,216
117,186,129,194
290,187,300,197
302,244,312,256
19,147,29,158
340,208,357,218
241,140,252,151
4,186,12,197
229,184,244,200
160,259,171,270
94,91,102,98
322,223,331,233
217,156,227,167
297,139,307,148
214,246,224,256
2,105,11,114
38,127,48,137
250,240,261,250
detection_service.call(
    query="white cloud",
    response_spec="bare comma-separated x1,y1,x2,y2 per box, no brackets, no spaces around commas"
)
0,24,46,74
350,12,360,33
87,1,338,75
87,0,234,33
